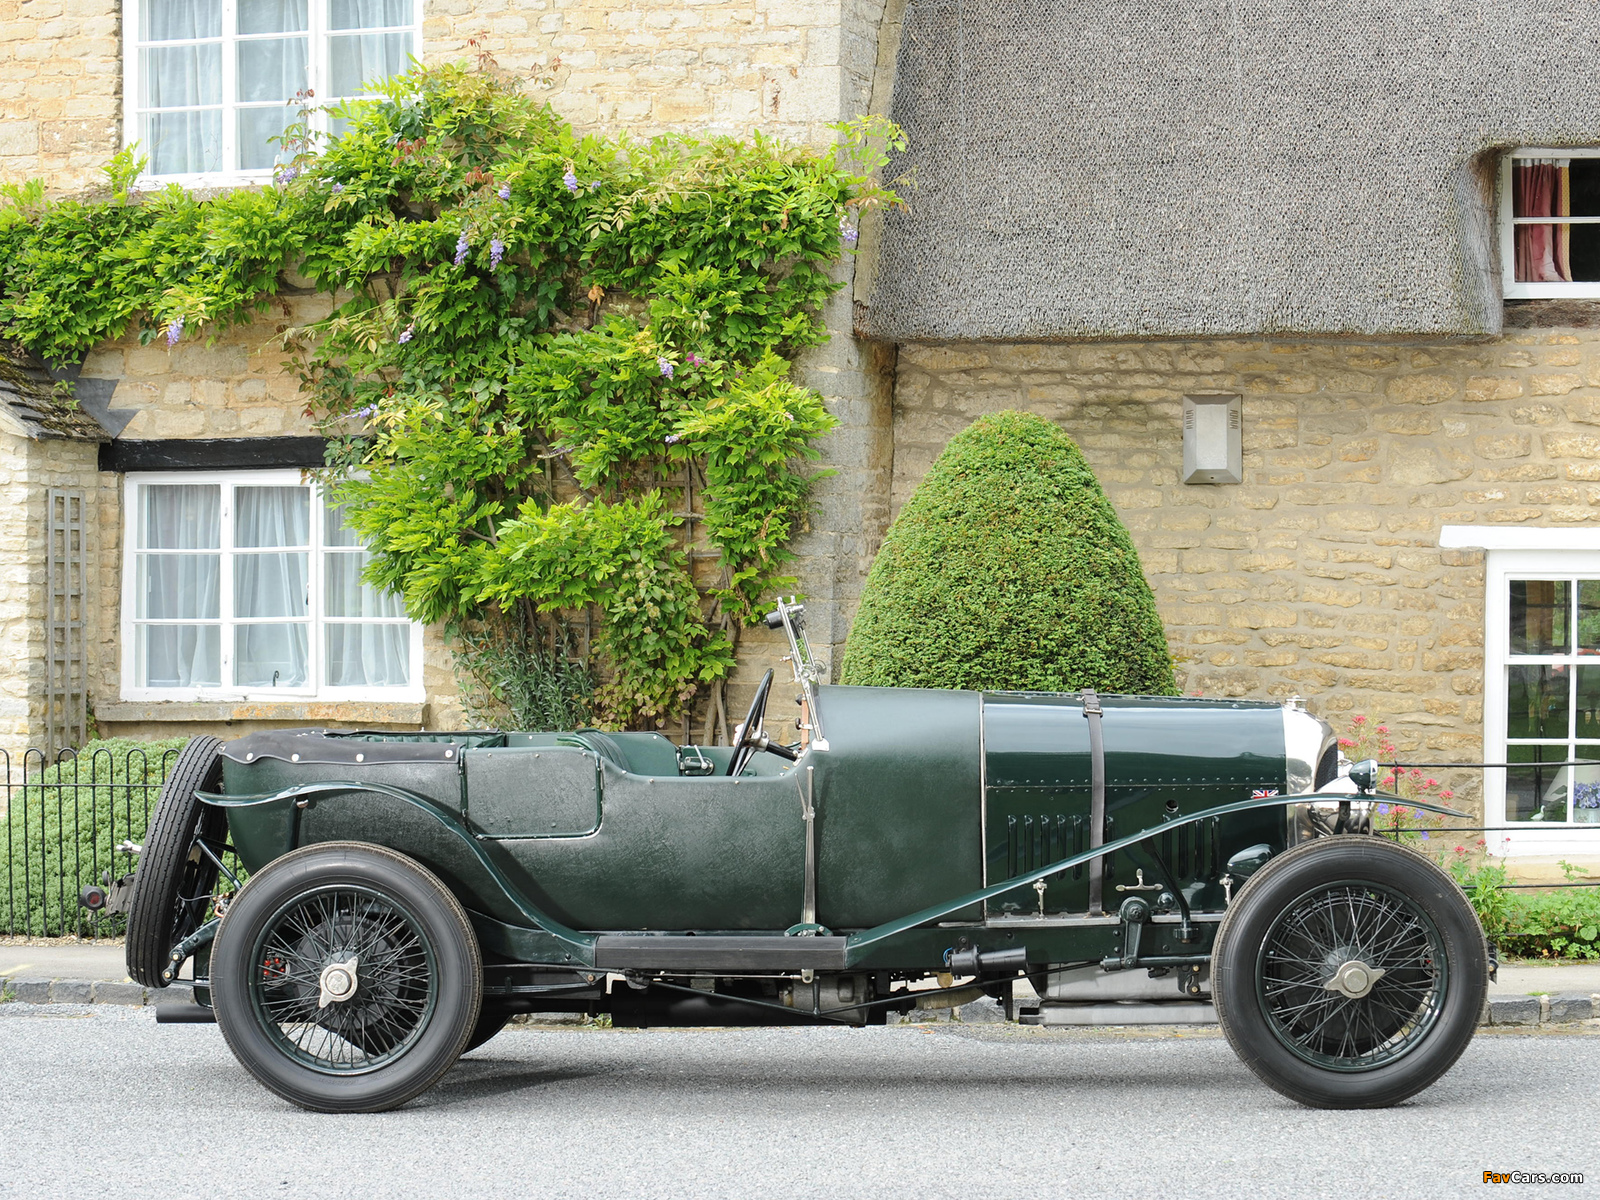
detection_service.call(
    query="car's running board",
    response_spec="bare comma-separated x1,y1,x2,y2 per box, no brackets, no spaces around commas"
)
593,935,848,972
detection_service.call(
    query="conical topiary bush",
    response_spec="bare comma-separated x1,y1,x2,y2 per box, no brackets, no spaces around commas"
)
840,411,1177,694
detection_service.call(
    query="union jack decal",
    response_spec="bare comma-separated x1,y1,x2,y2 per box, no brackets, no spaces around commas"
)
1251,788,1280,799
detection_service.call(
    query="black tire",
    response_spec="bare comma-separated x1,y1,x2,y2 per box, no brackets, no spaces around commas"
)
125,735,227,988
1213,835,1486,1109
211,842,482,1113
464,1004,513,1053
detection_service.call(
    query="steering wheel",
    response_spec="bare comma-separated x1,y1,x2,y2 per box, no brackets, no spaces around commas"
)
729,668,796,777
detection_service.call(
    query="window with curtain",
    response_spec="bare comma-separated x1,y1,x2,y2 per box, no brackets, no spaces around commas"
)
1484,549,1600,857
124,471,419,699
126,0,418,179
1502,150,1600,299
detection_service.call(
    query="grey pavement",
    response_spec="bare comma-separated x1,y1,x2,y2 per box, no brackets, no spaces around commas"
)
0,1005,1594,1199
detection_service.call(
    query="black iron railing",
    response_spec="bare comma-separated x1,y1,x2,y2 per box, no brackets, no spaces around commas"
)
0,745,179,937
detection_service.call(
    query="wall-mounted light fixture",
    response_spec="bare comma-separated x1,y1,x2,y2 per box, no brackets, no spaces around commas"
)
1182,394,1242,484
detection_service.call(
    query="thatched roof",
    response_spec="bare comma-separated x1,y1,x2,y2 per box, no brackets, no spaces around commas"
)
0,346,111,441
859,0,1600,342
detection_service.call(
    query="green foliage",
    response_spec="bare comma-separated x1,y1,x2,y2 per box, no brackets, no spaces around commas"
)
0,60,903,727
452,631,595,732
840,411,1178,694
0,739,188,937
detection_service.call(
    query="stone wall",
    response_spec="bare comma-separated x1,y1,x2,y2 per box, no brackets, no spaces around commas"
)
890,312,1600,783
0,0,886,189
1,3,899,739
0,428,103,759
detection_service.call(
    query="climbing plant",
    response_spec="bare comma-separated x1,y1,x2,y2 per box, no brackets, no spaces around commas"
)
0,59,903,729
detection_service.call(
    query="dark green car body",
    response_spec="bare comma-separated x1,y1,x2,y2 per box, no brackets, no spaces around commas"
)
212,684,1331,976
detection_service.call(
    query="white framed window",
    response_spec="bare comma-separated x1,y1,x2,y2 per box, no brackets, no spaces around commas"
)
1481,545,1600,857
123,0,420,184
1500,148,1600,300
121,470,423,702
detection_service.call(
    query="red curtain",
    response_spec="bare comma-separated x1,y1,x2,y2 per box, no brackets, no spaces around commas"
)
1515,161,1573,283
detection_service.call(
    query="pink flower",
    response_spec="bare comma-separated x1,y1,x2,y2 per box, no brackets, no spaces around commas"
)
1338,737,1354,748
1376,726,1388,734
1425,778,1437,788
1352,715,1367,725
1441,790,1454,799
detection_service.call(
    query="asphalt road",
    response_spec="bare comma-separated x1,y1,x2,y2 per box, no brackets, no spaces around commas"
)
0,1005,1593,1200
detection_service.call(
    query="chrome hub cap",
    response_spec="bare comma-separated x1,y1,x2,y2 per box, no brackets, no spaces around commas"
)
318,955,360,1008
1323,958,1386,999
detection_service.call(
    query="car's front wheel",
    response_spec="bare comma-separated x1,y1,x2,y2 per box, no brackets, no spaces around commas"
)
211,842,482,1113
1212,835,1486,1108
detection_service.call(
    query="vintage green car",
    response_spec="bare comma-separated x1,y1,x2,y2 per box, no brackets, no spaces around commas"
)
123,601,1487,1113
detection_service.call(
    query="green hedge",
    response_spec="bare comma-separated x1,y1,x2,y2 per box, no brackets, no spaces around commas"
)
1,738,187,937
840,411,1177,694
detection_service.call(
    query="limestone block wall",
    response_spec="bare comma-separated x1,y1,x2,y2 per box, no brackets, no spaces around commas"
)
4,2,897,739
0,430,102,759
1,0,886,189
890,311,1600,785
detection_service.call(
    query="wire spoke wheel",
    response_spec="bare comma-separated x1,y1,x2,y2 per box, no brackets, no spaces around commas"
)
249,885,438,1075
212,842,481,1112
1213,836,1486,1109
1257,882,1445,1071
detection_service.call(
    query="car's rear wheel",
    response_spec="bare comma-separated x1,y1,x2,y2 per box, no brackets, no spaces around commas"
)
211,842,482,1113
1212,835,1485,1108
125,735,227,988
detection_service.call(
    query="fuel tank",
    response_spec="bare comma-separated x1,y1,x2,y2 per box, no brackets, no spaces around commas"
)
981,693,1335,916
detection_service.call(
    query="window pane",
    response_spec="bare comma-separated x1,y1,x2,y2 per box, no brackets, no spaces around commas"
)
1572,226,1600,284
326,624,410,687
1509,579,1570,654
328,31,412,96
235,624,309,687
237,36,308,103
235,552,309,618
137,624,220,688
235,486,309,547
1580,666,1600,741
1572,160,1600,219
324,501,363,547
139,484,220,549
329,0,412,30
143,110,223,175
1576,745,1600,823
238,105,296,170
143,0,221,41
137,554,221,619
1507,745,1573,822
325,551,404,618
142,44,222,107
1507,664,1570,739
238,0,307,35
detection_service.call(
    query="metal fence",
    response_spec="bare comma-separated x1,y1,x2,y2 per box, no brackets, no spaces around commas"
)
1,744,179,938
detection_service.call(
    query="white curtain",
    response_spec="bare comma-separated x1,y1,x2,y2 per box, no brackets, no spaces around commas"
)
140,0,222,175
234,487,310,687
323,503,409,686
136,485,221,687
327,0,413,101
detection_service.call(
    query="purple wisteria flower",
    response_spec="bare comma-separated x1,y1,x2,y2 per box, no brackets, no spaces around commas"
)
454,232,470,266
489,237,505,268
275,164,300,186
663,433,682,445
497,183,511,200
657,357,674,379
332,182,344,194
398,323,415,344
166,316,184,346
686,352,705,367
563,169,580,194
351,404,379,418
